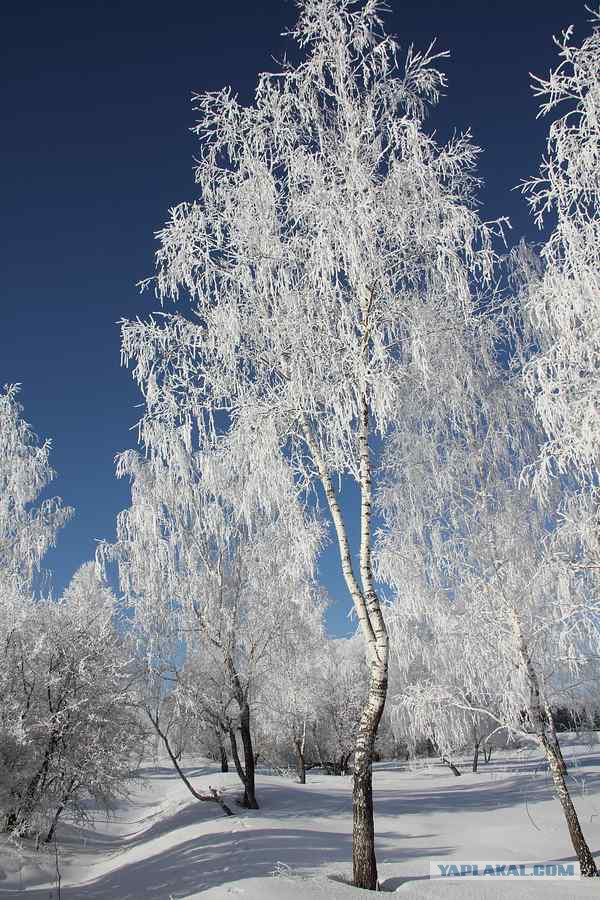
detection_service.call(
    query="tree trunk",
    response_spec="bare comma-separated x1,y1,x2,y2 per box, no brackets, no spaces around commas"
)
472,741,480,773
238,703,259,809
13,734,58,833
511,610,597,877
148,711,233,816
219,743,229,773
2,809,17,835
228,710,259,810
483,745,492,763
352,660,387,891
300,403,388,891
546,705,567,775
294,739,306,785
442,756,462,777
222,654,259,809
541,735,598,876
44,777,77,845
229,727,245,781
311,723,325,768
44,810,61,846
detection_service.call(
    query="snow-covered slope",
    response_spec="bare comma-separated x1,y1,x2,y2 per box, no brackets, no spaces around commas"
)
1,739,600,897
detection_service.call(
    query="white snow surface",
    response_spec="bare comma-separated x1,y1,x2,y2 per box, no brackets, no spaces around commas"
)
1,737,600,898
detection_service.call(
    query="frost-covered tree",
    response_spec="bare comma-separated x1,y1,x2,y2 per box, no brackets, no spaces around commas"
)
378,360,600,876
255,594,325,783
103,430,322,811
0,564,143,843
520,8,600,500
385,598,498,776
0,385,72,589
122,0,500,885
311,636,369,776
0,385,73,815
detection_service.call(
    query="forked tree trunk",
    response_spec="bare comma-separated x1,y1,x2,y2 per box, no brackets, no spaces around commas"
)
229,705,259,810
300,394,388,891
223,655,259,809
483,744,493,764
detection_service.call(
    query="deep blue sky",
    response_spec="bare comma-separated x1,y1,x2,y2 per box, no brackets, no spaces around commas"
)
1,0,592,635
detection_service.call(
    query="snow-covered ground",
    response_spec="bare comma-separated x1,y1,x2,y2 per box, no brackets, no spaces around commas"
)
2,737,600,898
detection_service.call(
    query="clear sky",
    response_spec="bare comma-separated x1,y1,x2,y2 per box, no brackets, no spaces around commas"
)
1,0,593,635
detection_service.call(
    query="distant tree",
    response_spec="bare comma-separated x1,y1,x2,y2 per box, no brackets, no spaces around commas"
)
103,431,322,811
0,564,143,843
379,361,600,877
0,384,72,589
520,8,600,500
0,384,73,832
122,0,500,886
311,637,369,777
255,597,325,784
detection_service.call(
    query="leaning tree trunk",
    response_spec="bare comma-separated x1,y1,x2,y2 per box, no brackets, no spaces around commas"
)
441,756,462,777
149,711,233,816
44,777,77,844
512,609,597,877
546,704,567,775
540,734,598,876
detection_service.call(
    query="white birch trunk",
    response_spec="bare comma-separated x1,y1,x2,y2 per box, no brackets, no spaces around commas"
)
300,400,389,890
512,610,597,876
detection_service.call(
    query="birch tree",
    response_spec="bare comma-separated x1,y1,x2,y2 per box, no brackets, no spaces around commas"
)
378,359,600,876
0,385,72,589
104,430,322,810
0,384,73,809
0,564,143,842
311,636,369,776
255,594,325,783
520,8,600,532
121,0,500,886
